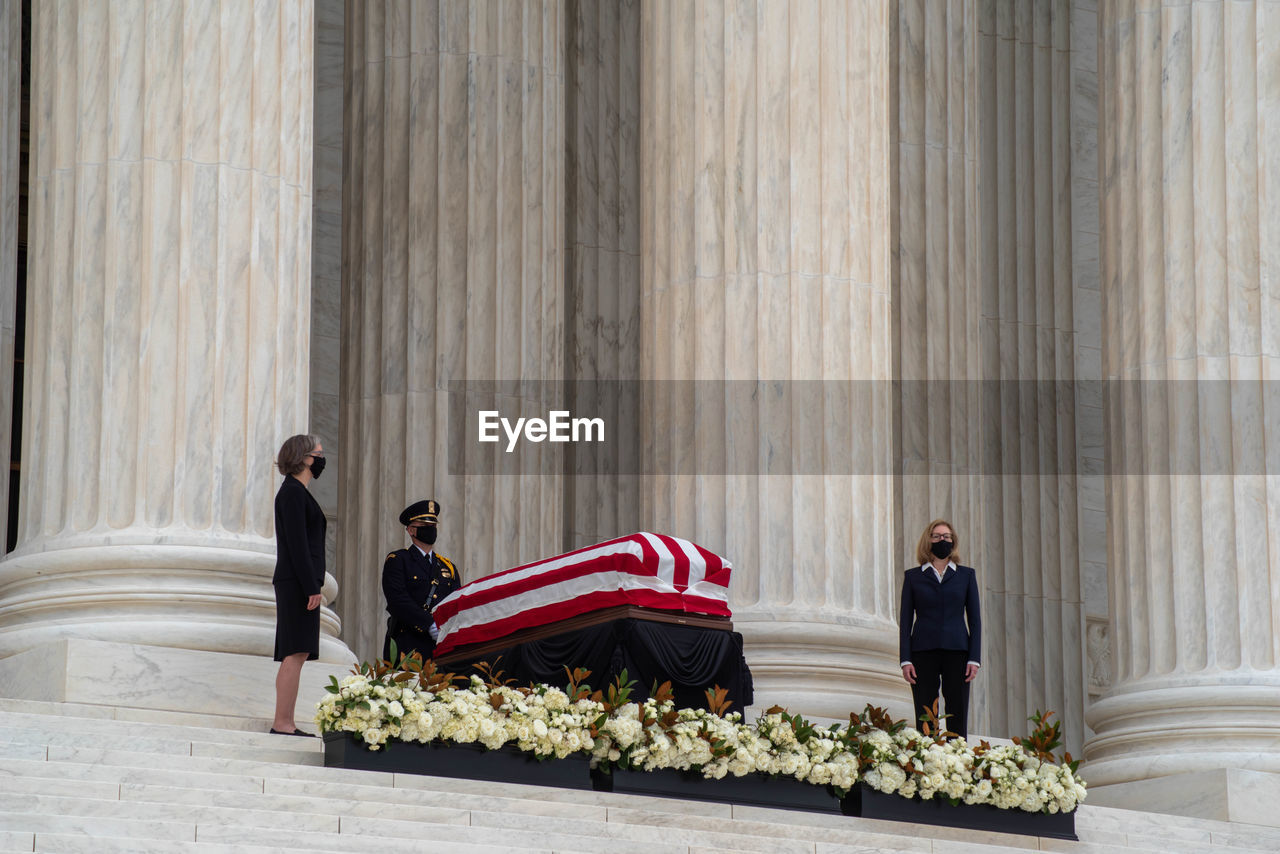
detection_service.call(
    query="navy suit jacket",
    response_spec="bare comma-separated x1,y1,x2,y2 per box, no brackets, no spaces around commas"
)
898,564,981,664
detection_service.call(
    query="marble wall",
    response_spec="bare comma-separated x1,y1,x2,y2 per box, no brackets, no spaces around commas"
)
340,0,566,663
1086,0,1280,784
0,0,350,664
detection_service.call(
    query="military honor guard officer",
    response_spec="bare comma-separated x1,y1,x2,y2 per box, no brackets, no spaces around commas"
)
381,500,462,663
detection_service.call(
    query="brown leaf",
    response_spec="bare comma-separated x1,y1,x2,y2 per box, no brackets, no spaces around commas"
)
652,681,675,704
704,685,734,717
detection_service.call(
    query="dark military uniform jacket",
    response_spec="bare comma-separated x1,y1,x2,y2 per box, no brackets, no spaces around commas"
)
381,546,461,663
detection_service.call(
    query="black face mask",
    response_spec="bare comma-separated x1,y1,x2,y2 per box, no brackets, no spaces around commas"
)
930,539,953,559
415,525,437,546
308,456,326,479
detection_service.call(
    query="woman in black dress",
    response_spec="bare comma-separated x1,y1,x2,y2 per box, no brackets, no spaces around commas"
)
271,433,327,735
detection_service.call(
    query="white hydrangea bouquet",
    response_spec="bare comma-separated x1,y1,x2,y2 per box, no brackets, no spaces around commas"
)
316,656,1086,815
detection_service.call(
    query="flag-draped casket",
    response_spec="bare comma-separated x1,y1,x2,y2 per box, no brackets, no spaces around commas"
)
431,532,733,658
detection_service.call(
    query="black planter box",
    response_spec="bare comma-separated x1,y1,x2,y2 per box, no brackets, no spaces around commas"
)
324,733,1077,840
322,732,594,790
845,784,1077,840
592,766,844,814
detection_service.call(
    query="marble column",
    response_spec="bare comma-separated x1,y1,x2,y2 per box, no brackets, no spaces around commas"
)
1069,0,1108,715
341,1,564,663
978,0,1084,754
640,0,902,719
1085,0,1280,783
0,0,17,552
894,0,988,731
893,0,1084,751
0,0,351,663
309,0,344,598
563,0,642,549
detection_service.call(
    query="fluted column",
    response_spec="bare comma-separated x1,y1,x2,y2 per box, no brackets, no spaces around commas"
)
894,0,988,730
640,0,901,718
341,1,564,663
0,0,17,553
979,0,1083,753
893,0,1083,751
1085,0,1280,783
0,0,351,663
563,0,642,549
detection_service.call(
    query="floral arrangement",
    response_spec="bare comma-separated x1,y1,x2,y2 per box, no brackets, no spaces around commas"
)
315,657,1086,815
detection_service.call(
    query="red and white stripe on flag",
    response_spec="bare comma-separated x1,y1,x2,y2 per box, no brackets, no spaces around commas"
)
431,532,732,658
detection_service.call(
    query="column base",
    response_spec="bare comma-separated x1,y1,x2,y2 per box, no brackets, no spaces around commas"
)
0,540,352,661
0,638,354,724
1086,769,1280,828
1085,679,1280,785
736,614,912,722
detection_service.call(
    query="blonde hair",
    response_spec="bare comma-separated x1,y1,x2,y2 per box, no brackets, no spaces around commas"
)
915,518,961,565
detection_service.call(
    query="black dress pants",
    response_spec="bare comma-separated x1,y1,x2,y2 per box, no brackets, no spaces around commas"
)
909,648,970,738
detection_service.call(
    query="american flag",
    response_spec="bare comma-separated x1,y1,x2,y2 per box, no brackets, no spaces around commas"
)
431,532,733,658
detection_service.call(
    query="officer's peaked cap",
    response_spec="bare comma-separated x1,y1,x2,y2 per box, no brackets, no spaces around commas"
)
399,499,440,527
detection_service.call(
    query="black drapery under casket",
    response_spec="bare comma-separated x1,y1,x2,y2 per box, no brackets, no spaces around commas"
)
438,615,753,713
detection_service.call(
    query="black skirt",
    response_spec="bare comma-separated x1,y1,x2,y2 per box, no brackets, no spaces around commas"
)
274,577,320,661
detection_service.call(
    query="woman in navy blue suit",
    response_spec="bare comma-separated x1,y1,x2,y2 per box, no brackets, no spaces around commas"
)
899,518,981,739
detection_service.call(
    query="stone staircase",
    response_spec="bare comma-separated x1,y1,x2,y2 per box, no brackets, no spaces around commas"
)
0,698,1276,853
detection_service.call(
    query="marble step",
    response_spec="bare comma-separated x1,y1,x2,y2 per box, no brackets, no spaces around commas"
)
8,751,1248,854
0,793,910,854
0,770,936,854
1071,804,1280,852
0,817,585,854
0,704,322,744
0,835,284,854
20,737,318,770
0,831,37,852
10,740,730,820
0,696,280,733
0,739,1216,854
4,741,1038,852
17,840,561,854
0,719,323,762
5,702,1278,854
